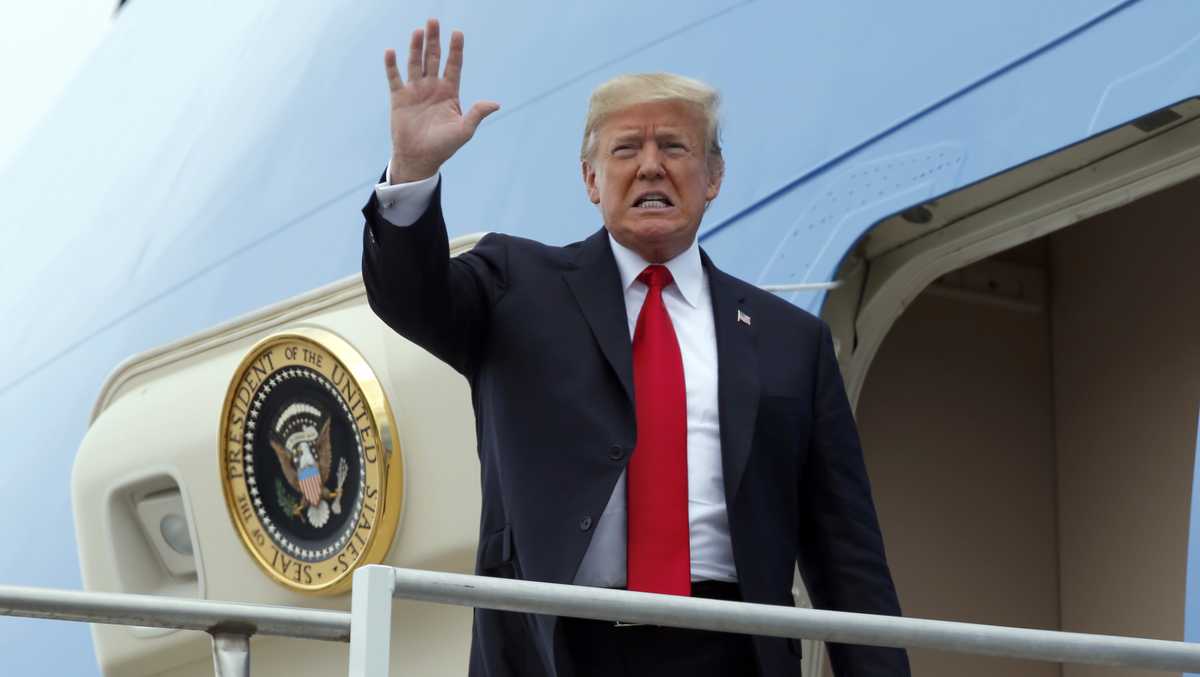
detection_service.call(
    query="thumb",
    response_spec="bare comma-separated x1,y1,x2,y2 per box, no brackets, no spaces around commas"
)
463,101,501,134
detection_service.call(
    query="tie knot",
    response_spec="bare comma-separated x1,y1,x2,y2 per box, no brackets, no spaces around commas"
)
637,265,674,290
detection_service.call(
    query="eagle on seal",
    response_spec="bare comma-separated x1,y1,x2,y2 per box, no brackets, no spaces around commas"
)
270,402,345,528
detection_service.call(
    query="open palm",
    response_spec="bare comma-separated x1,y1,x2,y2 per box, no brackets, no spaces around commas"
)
385,19,500,184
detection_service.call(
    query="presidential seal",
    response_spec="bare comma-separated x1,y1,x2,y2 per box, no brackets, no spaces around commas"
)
219,328,402,594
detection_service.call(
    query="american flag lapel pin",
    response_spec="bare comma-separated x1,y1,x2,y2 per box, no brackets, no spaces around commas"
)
737,309,752,326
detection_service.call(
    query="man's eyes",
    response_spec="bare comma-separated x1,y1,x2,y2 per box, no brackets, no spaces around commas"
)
611,142,688,156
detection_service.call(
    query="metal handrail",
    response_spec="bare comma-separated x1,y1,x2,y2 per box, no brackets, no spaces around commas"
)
6,571,1200,677
349,565,1200,676
0,585,350,677
759,281,843,292
0,585,351,640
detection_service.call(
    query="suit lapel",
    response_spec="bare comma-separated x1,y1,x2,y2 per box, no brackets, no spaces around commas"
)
704,252,760,504
562,236,759,499
563,229,635,404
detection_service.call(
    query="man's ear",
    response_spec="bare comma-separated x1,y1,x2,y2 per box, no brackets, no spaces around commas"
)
705,157,724,203
581,161,601,204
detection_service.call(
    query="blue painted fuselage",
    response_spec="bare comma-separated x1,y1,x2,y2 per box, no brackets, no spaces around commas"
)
1,1,1198,672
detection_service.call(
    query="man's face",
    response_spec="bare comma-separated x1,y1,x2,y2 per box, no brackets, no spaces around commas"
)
582,100,722,263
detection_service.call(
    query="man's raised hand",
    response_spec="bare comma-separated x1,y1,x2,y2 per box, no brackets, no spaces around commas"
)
385,19,500,184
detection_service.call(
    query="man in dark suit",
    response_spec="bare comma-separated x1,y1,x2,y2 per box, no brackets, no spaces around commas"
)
362,18,910,677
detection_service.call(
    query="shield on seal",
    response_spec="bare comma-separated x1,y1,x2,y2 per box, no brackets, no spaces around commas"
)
297,464,322,507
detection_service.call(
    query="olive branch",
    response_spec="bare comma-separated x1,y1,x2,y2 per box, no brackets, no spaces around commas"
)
275,477,299,517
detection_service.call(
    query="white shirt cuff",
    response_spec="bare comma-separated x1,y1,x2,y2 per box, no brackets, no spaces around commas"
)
374,162,439,227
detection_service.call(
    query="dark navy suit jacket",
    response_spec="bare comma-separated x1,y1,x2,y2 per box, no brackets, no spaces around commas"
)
361,180,911,677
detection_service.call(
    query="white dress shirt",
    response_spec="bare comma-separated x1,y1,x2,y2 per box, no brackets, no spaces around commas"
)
375,172,738,587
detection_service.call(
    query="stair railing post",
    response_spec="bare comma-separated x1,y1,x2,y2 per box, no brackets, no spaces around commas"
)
210,631,251,677
348,565,397,677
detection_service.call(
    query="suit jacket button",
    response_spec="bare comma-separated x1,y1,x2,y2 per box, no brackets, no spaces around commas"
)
579,516,593,531
608,445,625,461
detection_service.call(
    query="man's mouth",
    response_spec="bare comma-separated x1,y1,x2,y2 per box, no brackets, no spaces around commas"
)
633,192,674,209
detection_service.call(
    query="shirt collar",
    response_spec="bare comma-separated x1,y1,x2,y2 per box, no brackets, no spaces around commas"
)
607,232,703,309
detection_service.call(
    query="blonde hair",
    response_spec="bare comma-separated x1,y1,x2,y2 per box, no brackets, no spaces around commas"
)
580,72,723,174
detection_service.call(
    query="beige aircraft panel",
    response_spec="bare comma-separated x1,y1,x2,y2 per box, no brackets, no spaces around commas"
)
73,236,487,676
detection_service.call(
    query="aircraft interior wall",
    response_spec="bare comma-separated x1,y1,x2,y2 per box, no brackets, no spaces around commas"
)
848,177,1200,677
1051,182,1200,677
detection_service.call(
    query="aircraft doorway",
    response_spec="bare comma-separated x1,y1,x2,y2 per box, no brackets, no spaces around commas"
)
847,171,1200,677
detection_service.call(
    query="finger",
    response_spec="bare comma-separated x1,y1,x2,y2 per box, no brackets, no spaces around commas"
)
406,28,423,82
444,30,464,90
384,48,402,92
423,18,441,78
463,101,501,134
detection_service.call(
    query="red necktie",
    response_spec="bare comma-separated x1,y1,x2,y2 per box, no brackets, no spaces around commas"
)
627,264,691,596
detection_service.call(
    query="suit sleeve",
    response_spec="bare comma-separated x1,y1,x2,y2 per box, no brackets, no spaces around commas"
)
797,322,912,676
361,175,508,378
